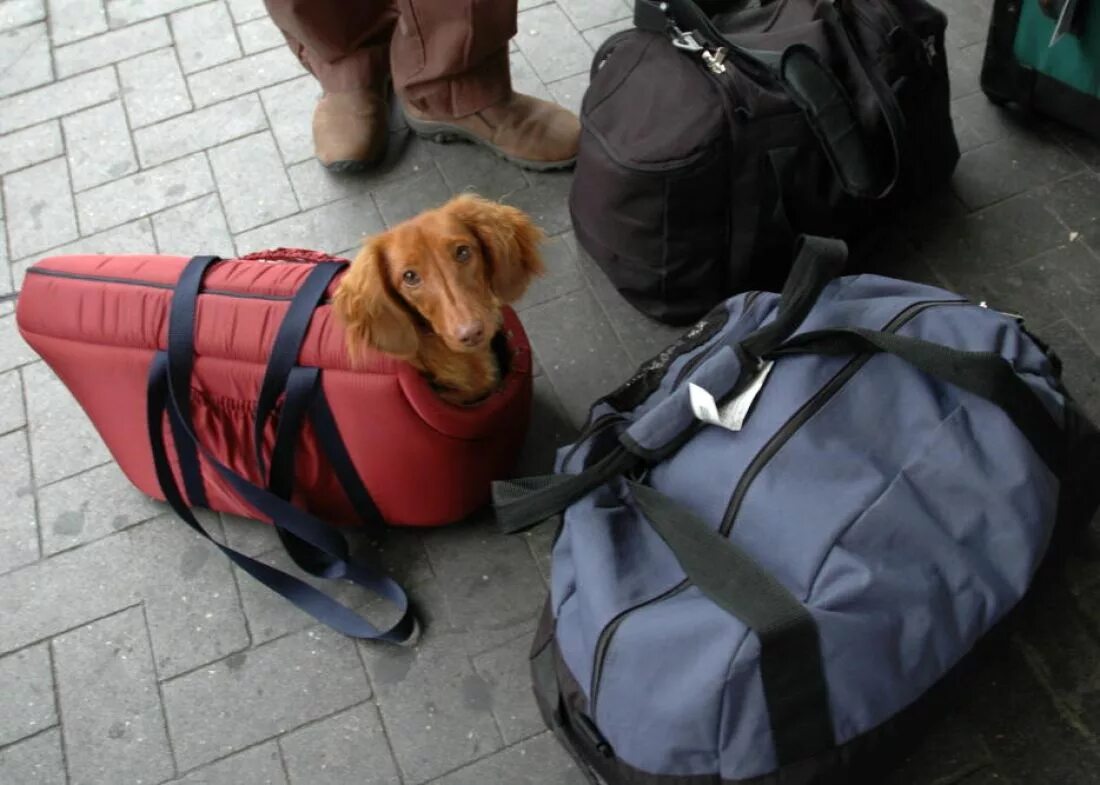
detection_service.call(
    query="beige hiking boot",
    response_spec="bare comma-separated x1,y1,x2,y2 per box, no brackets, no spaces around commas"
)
403,92,580,171
313,89,388,172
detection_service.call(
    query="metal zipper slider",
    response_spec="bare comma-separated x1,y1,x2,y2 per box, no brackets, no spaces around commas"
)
703,46,728,74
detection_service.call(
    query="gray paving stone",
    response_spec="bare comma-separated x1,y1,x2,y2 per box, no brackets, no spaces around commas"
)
472,633,545,745
557,0,629,31
118,47,193,128
950,91,1037,154
3,157,78,259
209,131,299,232
23,360,112,486
943,0,992,50
234,191,384,255
219,511,281,557
422,520,545,655
515,375,576,480
948,41,985,101
261,75,321,165
11,218,155,288
0,728,66,785
360,624,504,784
1042,320,1100,424
75,151,213,234
54,17,171,77
0,22,52,98
583,16,632,50
47,0,106,46
1041,171,1100,252
0,430,37,575
509,49,554,103
1052,125,1100,171
289,139,435,210
516,233,585,311
502,172,573,235
106,0,209,27
523,517,558,585
238,14,284,54
154,194,234,256
168,741,287,785
0,314,37,371
38,460,163,555
53,605,174,785
189,46,303,108
279,703,400,785
547,73,588,118
163,625,371,770
521,287,635,426
373,167,453,227
0,66,118,135
952,133,1083,210
516,4,593,83
913,191,1071,277
0,0,44,32
0,643,56,746
62,100,138,191
134,93,268,167
172,1,240,73
430,138,527,200
227,0,265,23
0,120,62,175
428,732,587,785
0,369,25,434
130,513,251,679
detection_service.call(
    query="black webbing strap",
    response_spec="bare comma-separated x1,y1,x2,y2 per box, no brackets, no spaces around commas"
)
148,352,417,642
492,447,639,534
738,236,848,362
167,255,220,507
769,327,1066,473
628,481,835,765
254,261,346,481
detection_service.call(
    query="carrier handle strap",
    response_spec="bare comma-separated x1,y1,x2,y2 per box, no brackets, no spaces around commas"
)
769,327,1066,474
148,352,417,643
166,255,220,508
635,0,905,199
737,235,847,363
253,261,346,482
627,480,835,765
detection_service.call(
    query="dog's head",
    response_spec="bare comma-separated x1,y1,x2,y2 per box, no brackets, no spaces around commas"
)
334,194,545,360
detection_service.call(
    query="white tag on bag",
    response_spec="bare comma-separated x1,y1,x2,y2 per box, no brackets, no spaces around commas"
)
688,361,774,432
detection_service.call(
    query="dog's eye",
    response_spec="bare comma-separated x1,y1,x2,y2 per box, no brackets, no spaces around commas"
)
455,245,472,262
402,270,421,287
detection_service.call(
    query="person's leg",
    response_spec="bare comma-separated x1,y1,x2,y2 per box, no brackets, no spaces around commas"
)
264,0,398,170
391,0,579,170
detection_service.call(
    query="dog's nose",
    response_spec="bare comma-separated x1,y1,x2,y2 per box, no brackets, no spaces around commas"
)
457,321,485,346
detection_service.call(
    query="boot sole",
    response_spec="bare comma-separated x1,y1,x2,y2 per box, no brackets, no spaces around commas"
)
404,113,576,172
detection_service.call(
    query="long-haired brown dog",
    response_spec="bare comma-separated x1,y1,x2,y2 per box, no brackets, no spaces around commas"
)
333,194,545,405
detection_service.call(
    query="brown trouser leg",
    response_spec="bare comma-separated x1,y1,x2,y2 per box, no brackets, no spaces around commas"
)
264,0,515,117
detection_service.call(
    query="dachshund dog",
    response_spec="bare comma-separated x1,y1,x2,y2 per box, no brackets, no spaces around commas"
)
333,194,545,405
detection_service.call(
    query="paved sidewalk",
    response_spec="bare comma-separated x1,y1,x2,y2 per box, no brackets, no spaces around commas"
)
1,0,1100,783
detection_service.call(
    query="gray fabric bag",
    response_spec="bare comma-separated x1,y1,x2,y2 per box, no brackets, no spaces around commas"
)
495,236,1100,785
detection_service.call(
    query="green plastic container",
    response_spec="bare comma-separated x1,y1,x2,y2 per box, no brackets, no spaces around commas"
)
982,0,1100,139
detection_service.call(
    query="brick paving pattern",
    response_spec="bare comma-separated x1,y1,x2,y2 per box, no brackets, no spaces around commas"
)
0,0,1099,783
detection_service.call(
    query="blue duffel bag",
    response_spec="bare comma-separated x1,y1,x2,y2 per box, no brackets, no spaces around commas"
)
494,236,1100,785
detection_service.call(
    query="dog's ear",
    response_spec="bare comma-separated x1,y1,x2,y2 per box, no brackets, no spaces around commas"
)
446,194,545,304
333,237,419,360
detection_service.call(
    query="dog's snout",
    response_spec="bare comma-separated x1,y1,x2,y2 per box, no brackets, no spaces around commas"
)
456,321,485,346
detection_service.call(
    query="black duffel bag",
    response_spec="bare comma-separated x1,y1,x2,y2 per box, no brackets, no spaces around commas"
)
570,0,960,324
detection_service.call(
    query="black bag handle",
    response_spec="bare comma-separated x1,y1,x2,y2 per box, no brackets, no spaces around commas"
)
635,0,906,199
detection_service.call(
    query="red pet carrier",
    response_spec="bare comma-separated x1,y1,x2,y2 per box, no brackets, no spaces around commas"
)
16,249,535,642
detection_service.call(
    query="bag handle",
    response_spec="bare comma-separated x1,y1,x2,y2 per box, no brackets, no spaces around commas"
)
627,481,835,765
737,235,847,363
635,0,906,199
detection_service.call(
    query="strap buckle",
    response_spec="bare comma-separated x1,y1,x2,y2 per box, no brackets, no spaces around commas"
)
670,25,705,52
